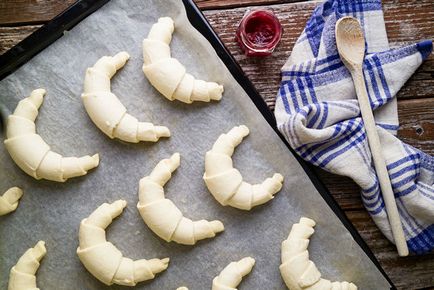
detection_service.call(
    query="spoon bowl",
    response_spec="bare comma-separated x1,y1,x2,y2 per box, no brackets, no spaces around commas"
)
335,17,365,67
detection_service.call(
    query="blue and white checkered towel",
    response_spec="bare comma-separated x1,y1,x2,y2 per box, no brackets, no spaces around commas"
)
275,0,433,254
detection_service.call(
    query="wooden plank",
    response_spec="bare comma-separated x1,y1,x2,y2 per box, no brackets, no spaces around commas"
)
397,98,434,151
347,210,434,290
315,169,362,210
203,0,434,109
196,0,300,10
0,0,76,25
0,25,40,54
0,0,297,25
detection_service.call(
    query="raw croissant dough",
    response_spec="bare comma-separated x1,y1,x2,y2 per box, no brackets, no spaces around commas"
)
212,257,255,290
8,241,46,290
77,200,169,286
137,153,224,245
82,51,170,142
4,89,99,182
203,125,284,210
0,187,23,216
142,17,224,103
280,217,358,290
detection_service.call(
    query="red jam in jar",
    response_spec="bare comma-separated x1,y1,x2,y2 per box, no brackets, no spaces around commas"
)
236,10,282,57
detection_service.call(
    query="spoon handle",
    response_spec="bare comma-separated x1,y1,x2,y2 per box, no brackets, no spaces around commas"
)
351,67,409,257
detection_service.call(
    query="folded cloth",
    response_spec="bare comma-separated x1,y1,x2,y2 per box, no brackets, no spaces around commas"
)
274,0,433,254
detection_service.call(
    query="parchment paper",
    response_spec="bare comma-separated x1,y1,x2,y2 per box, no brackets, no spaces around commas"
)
0,0,391,289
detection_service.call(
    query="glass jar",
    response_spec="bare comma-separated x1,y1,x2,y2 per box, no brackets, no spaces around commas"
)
236,9,283,57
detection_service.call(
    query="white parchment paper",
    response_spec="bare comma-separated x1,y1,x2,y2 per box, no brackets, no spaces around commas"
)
0,0,391,289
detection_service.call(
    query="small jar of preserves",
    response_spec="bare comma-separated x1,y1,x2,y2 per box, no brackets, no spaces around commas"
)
236,9,283,57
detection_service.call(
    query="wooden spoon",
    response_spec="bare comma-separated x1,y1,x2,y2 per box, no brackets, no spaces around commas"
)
335,16,409,256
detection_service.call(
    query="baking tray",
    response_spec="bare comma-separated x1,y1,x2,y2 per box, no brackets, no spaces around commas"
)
0,0,394,288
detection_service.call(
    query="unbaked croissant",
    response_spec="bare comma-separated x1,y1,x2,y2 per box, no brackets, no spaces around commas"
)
137,153,224,245
212,257,255,290
280,217,358,290
77,200,169,286
82,52,170,142
8,241,46,290
203,125,284,210
4,89,99,182
0,187,23,216
142,17,224,103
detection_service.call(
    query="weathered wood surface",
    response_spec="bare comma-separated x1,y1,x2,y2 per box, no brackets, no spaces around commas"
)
0,25,40,54
0,0,77,25
0,0,432,289
196,0,301,9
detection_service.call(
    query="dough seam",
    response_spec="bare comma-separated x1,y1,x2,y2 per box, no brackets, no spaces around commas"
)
280,217,358,290
137,153,224,245
204,125,284,210
142,17,224,103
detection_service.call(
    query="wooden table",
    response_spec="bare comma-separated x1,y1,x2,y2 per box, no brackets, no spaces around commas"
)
0,0,432,289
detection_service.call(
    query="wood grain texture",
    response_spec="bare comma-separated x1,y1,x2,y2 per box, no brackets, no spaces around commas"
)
0,0,432,289
0,25,40,54
397,98,434,152
0,0,77,25
196,0,300,10
347,210,434,290
0,0,291,24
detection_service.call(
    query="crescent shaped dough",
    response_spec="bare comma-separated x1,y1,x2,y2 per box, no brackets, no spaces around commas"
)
77,200,169,286
8,241,46,290
212,257,255,290
142,17,224,103
280,217,358,290
0,187,23,216
4,89,99,182
203,125,284,210
177,287,188,290
137,153,224,245
82,51,170,143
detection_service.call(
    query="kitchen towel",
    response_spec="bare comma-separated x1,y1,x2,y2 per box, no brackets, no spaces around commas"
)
274,0,434,253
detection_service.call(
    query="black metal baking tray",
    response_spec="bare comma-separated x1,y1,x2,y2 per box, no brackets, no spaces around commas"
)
0,0,395,288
